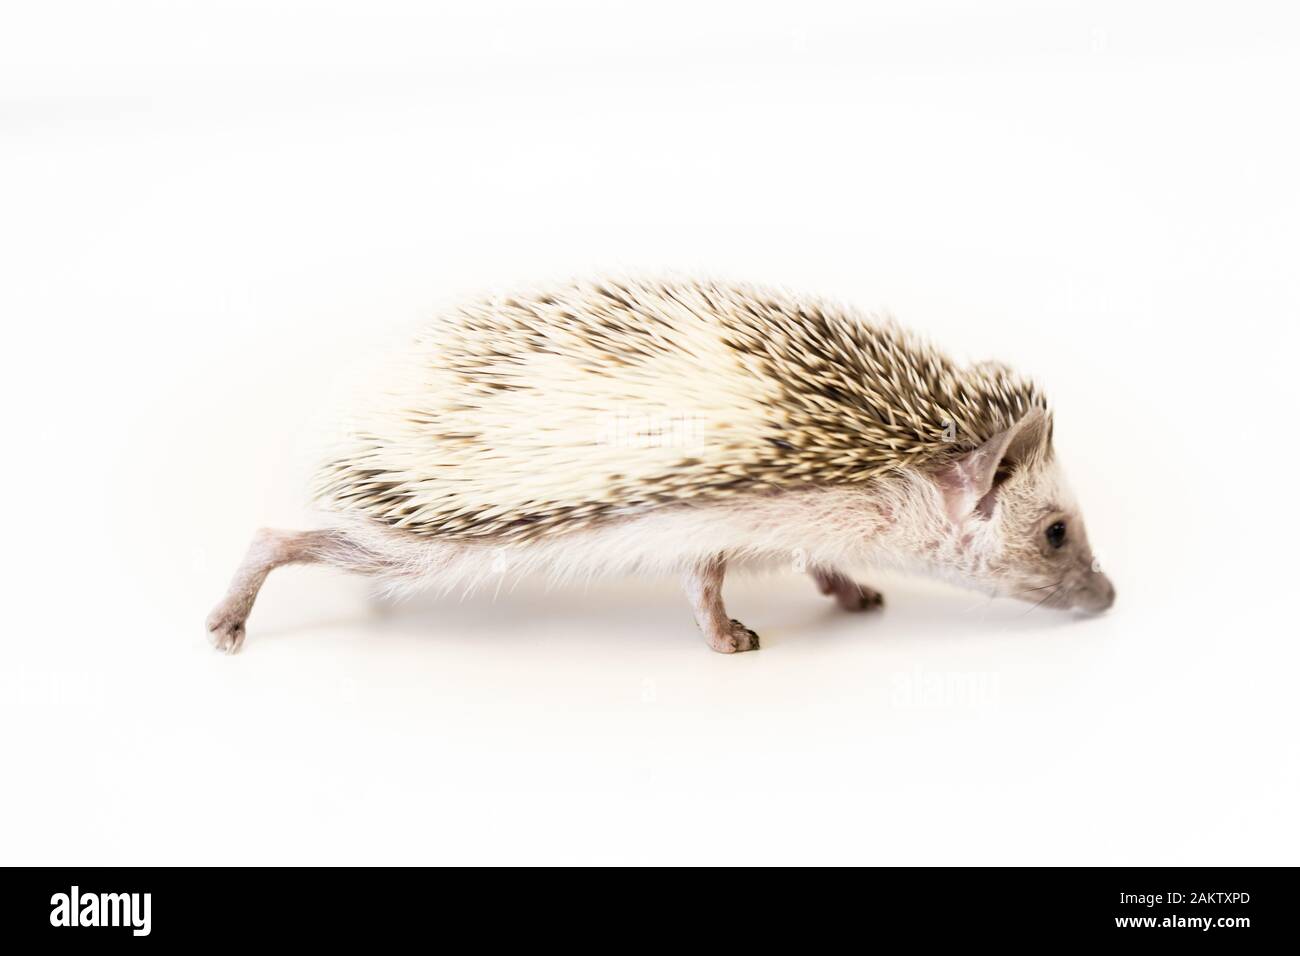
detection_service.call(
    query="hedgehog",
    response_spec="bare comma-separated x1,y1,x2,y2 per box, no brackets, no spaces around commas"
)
206,276,1114,654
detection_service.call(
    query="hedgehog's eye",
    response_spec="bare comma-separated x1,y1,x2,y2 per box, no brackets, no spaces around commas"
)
1045,521,1067,549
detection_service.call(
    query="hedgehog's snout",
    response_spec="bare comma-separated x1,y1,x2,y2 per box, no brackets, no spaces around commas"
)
1071,566,1115,614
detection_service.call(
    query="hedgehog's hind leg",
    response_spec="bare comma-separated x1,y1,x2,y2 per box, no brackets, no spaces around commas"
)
811,567,884,612
205,528,364,654
682,556,759,653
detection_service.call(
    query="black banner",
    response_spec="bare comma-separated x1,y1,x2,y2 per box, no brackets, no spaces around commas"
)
0,867,1291,944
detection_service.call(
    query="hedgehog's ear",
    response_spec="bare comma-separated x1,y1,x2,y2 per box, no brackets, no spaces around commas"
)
934,408,1051,523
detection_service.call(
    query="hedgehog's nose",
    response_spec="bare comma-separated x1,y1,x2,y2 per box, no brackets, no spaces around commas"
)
1077,572,1115,613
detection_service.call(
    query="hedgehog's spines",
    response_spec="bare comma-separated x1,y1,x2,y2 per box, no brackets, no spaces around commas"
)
314,276,1049,541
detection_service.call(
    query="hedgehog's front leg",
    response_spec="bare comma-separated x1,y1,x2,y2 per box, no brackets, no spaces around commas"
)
811,567,885,612
682,556,759,653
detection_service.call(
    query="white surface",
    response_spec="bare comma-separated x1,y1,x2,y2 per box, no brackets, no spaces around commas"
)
2,1,1297,865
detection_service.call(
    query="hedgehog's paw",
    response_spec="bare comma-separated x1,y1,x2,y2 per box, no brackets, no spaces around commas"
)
834,584,884,613
706,618,760,654
814,570,885,613
205,605,247,654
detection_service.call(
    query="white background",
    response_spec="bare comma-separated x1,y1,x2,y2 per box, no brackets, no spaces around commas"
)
3,1,1297,864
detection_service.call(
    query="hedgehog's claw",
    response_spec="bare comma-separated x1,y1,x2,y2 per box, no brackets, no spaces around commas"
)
718,618,760,653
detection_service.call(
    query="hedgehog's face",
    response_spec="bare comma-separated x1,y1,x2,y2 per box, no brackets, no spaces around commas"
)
931,408,1114,613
